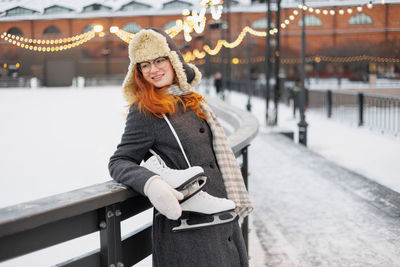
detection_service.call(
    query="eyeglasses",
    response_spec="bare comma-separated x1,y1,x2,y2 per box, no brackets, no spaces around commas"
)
138,57,169,74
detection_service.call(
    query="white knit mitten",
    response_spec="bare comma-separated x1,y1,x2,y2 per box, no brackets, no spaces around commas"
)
144,176,184,220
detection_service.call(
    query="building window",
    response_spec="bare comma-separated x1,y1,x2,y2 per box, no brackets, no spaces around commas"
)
120,1,152,11
43,26,61,35
82,4,112,13
298,15,323,27
164,21,176,30
122,22,142,33
6,6,38,16
252,18,276,29
163,0,193,10
82,24,94,33
209,20,229,30
44,5,74,15
348,14,373,25
7,27,23,36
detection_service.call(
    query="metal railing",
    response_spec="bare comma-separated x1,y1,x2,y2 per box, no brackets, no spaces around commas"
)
308,90,400,136
84,75,125,87
0,98,259,267
227,79,399,136
0,77,31,88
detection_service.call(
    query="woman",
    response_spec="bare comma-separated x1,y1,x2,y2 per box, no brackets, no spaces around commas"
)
109,28,253,267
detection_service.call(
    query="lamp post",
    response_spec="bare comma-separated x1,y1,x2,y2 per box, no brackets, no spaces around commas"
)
298,0,309,146
226,0,232,96
246,20,253,111
265,0,272,123
273,0,281,126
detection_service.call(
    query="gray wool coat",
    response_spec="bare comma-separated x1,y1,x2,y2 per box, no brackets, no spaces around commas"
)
109,103,248,267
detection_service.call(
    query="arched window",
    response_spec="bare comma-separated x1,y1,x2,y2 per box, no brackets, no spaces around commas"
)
7,27,23,36
120,1,152,11
82,4,112,12
209,20,229,30
348,14,373,25
251,18,276,29
82,24,94,33
298,15,323,27
43,26,61,35
164,21,176,30
44,5,73,15
122,22,142,33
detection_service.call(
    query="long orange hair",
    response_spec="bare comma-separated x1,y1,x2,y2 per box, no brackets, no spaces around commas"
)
129,67,207,120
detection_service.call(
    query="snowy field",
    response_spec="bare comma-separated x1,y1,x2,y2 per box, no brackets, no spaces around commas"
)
220,89,400,194
0,84,399,266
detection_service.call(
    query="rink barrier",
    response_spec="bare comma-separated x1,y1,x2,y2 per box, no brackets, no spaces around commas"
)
0,98,259,267
308,90,400,136
227,79,399,136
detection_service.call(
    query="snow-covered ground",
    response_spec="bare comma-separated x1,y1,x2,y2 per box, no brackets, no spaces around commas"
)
216,89,400,194
0,83,399,266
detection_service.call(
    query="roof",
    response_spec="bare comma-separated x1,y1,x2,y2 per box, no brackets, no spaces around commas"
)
1,0,400,21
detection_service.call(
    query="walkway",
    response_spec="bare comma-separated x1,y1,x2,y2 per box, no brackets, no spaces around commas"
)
248,132,400,266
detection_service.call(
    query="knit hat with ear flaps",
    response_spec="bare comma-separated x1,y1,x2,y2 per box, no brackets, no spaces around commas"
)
122,27,202,103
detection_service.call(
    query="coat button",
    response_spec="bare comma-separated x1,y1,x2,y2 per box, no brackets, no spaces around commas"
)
210,163,215,168
199,127,205,133
228,236,232,242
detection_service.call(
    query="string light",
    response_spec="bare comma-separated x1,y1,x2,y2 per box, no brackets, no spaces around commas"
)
1,31,92,45
194,55,400,64
1,30,96,52
303,1,374,17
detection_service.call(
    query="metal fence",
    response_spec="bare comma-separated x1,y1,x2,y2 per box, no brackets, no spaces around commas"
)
84,75,125,87
0,77,31,88
0,98,259,267
308,90,400,136
227,79,399,136
364,94,400,135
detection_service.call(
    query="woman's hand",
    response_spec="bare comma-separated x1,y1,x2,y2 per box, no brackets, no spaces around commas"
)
144,176,184,220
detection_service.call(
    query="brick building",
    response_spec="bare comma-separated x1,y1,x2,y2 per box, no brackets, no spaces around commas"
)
0,0,399,85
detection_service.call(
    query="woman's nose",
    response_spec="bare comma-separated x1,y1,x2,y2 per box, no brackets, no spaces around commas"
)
149,63,159,73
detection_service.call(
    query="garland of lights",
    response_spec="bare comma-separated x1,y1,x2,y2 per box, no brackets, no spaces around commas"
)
299,1,373,16
197,55,400,65
1,29,96,52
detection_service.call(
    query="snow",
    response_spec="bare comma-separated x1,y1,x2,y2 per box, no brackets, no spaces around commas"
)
0,82,399,266
218,88,400,193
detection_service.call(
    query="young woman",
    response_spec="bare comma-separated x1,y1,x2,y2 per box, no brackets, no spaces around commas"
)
109,28,253,267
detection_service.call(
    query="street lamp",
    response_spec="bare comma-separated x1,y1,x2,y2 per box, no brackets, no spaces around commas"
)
246,20,253,111
265,0,272,123
298,0,309,146
273,0,281,126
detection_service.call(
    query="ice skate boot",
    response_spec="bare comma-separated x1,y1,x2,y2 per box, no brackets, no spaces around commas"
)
141,155,207,201
172,191,237,232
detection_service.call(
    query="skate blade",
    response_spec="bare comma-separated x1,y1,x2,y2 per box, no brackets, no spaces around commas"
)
172,211,237,232
178,175,207,201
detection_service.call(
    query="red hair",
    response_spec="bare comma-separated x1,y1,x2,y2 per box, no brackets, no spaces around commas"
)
129,67,207,120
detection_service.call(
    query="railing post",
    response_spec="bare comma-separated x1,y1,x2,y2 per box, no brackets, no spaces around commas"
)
240,146,249,255
327,90,332,118
99,204,123,267
358,93,364,126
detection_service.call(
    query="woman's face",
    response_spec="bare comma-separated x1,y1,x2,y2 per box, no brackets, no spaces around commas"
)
140,57,175,88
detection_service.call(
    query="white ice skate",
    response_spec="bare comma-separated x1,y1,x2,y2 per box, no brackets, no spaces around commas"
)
172,191,237,232
141,154,207,200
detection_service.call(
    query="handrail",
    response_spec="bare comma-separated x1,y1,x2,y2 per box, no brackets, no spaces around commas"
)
0,98,259,266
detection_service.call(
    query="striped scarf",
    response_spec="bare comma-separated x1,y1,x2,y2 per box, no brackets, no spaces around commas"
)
168,85,253,218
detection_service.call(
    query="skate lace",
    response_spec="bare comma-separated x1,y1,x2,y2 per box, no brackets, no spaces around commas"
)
197,191,220,201
150,157,176,175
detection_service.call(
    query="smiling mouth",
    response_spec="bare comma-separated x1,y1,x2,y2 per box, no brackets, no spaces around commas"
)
152,74,163,81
